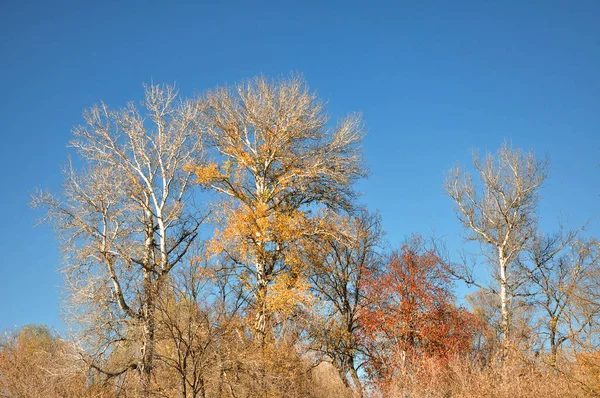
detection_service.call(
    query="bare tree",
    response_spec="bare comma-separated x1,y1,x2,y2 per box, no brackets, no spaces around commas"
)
308,210,383,398
154,267,214,398
445,142,547,350
153,252,248,398
32,84,206,396
187,74,366,344
527,234,600,365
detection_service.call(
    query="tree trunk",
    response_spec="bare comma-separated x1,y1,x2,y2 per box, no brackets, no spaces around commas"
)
348,358,363,398
255,260,269,346
141,211,156,397
499,253,510,355
549,318,558,367
196,376,206,398
141,269,156,397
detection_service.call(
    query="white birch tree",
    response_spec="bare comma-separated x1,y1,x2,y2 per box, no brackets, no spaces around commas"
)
32,84,207,396
445,143,547,351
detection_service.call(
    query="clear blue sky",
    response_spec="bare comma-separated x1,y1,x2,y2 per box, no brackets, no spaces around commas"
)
1,0,598,332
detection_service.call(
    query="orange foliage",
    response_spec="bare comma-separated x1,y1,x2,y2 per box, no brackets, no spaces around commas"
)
360,237,481,388
186,162,222,184
266,273,313,317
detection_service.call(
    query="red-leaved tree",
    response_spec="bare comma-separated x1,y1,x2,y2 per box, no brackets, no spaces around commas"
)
361,236,480,389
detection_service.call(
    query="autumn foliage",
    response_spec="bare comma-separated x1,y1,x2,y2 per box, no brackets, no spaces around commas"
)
360,238,481,390
19,76,600,397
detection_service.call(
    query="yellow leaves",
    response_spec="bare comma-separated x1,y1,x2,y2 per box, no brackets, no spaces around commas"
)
222,159,233,175
16,326,56,354
208,202,310,262
234,149,255,168
274,210,307,242
193,261,219,280
327,325,353,344
184,162,222,184
266,274,313,317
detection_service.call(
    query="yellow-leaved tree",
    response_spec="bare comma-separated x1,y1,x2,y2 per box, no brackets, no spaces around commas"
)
187,75,366,344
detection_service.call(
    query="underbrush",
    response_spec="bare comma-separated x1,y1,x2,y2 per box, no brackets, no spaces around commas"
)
380,353,600,398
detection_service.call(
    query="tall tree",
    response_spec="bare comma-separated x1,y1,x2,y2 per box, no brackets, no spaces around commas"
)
308,210,383,398
187,75,365,344
445,143,547,350
32,84,206,396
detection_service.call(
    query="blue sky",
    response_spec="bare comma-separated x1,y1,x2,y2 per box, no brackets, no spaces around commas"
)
1,0,598,332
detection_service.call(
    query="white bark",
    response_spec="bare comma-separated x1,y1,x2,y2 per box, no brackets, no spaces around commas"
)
32,84,206,393
445,143,547,350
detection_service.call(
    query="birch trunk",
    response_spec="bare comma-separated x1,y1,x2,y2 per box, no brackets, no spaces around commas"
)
499,254,510,353
255,260,269,346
